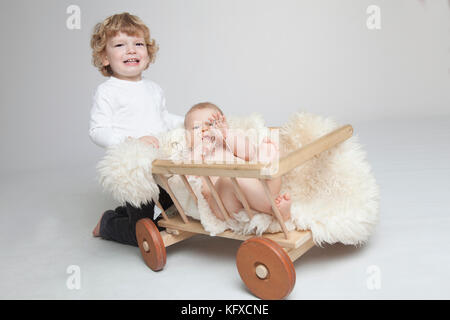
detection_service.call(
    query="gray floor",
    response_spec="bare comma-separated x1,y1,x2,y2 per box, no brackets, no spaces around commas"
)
1,116,449,299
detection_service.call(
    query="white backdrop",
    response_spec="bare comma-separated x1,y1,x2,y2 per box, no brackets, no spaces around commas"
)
0,0,449,175
1,0,450,300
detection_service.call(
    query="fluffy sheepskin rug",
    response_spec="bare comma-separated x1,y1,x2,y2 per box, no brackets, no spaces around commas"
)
97,138,160,208
280,113,379,246
97,112,379,246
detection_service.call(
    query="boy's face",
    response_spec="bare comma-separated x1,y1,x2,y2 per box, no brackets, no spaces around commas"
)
185,108,224,148
102,31,150,81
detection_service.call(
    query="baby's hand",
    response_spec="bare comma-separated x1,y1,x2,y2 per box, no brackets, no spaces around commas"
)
209,112,228,141
138,135,160,148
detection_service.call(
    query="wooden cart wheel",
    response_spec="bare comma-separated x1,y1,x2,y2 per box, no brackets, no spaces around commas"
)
136,218,166,271
236,237,296,300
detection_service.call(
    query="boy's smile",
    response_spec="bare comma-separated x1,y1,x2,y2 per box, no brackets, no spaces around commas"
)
124,58,140,66
102,31,150,81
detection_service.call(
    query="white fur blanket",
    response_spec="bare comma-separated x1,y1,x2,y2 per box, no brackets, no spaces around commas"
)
97,112,379,246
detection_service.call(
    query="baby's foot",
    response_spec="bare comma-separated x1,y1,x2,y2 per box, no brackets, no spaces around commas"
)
92,212,104,237
258,137,279,164
274,193,292,221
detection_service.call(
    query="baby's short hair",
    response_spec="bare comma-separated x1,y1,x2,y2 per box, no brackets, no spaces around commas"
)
90,12,158,76
184,102,224,127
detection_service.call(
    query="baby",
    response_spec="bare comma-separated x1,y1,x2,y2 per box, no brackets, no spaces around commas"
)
183,102,292,221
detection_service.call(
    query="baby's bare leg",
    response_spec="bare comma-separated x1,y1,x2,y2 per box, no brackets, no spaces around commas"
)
201,178,224,220
235,177,279,214
235,177,291,221
214,177,244,217
201,177,243,220
201,176,290,221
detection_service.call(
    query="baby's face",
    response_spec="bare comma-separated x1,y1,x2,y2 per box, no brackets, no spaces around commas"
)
185,108,221,148
102,31,150,81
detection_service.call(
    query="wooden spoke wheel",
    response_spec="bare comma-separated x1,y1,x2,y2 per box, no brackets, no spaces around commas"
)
236,237,296,300
136,218,166,271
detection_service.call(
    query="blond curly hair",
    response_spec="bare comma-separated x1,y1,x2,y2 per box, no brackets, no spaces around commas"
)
90,12,159,77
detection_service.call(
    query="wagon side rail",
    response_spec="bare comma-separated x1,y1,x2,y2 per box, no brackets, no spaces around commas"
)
151,124,354,239
152,124,353,179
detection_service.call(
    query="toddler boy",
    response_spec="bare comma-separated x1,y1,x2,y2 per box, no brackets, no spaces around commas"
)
89,12,183,246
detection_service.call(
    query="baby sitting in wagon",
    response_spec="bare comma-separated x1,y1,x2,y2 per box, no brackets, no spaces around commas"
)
183,102,292,222
97,98,378,299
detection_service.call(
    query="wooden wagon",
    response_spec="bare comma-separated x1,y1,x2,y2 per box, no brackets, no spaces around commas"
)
135,124,354,299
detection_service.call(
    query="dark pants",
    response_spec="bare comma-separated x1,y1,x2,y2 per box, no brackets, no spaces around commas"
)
99,185,173,247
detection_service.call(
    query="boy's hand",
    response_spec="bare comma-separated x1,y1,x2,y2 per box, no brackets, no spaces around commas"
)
138,135,160,148
208,112,228,142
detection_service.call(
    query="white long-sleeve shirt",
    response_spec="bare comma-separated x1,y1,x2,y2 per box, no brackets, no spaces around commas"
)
89,76,184,148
